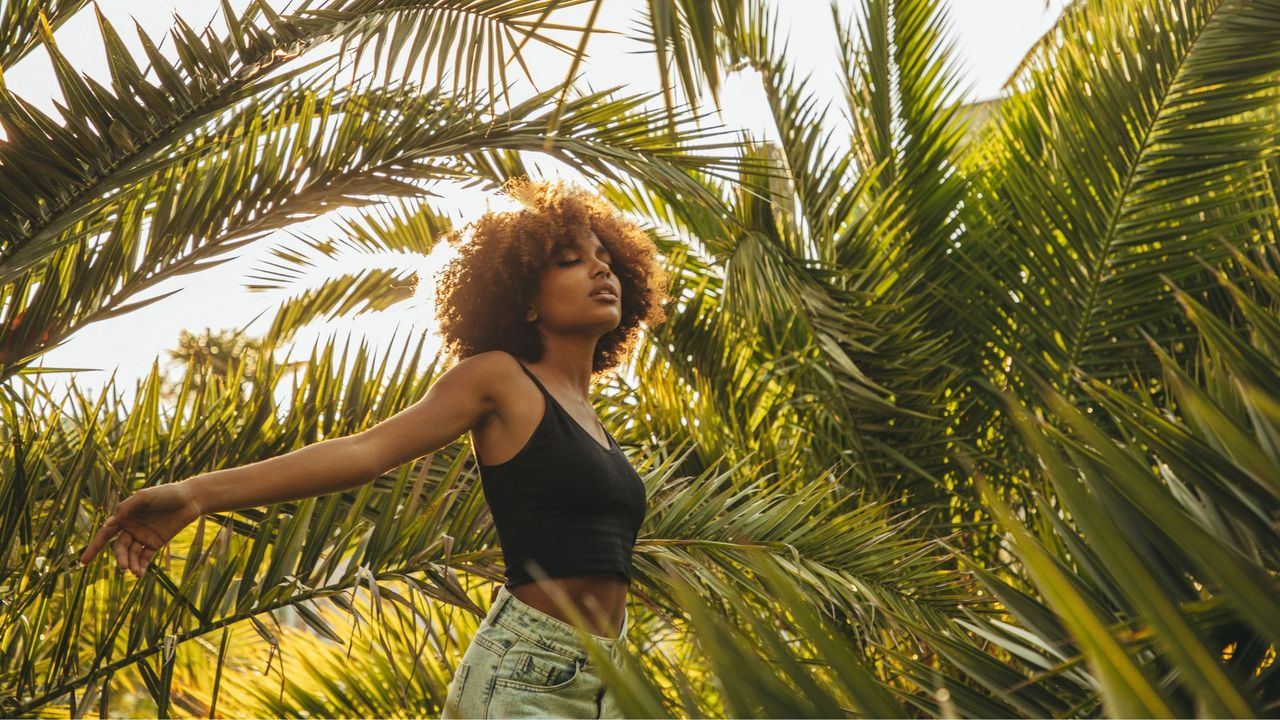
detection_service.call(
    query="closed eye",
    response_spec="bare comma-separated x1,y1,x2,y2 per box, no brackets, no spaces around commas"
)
558,258,612,268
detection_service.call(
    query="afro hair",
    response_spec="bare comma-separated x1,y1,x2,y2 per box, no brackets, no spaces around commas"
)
433,178,671,377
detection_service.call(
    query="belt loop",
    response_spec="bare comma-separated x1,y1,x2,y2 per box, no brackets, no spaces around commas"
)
489,584,507,622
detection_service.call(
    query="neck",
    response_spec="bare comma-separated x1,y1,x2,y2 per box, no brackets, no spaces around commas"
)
532,337,598,399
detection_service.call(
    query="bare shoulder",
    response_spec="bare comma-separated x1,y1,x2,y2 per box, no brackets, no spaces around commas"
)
463,350,529,417
451,349,520,389
464,350,546,466
446,349,539,421
350,350,525,475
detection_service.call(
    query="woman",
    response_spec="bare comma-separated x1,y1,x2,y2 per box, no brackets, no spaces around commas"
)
78,178,671,719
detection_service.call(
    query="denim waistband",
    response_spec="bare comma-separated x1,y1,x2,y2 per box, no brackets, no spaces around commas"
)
486,584,628,661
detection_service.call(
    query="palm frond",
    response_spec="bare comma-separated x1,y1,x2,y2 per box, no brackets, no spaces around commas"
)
961,0,1280,393
731,2,858,248
633,0,743,121
298,0,593,106
634,441,977,638
205,586,472,717
947,246,1280,716
601,553,909,718
4,330,493,715
999,0,1084,94
0,0,604,280
978,467,1176,718
0,0,90,70
0,0,326,274
243,197,453,343
0,77,745,382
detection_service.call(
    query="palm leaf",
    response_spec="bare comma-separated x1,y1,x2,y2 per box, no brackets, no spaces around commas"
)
304,0,591,103
950,245,1280,716
0,0,90,70
633,0,743,123
0,0,605,280
615,0,981,528
960,0,1280,394
243,197,453,343
0,77,745,382
976,467,1175,718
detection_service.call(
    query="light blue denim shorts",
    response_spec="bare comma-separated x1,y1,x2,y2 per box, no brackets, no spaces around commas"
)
442,583,630,719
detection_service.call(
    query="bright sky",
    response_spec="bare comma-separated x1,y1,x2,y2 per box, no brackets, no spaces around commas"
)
13,0,1069,407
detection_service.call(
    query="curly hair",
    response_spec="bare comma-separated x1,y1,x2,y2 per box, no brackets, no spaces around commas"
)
433,178,670,377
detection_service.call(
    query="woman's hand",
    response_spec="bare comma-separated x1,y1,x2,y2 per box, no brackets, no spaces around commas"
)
79,481,204,577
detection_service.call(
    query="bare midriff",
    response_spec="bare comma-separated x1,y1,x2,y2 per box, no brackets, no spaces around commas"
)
504,574,629,639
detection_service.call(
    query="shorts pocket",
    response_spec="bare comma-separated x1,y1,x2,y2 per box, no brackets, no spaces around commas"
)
493,637,584,693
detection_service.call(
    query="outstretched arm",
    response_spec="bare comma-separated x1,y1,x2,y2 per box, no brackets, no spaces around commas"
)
79,351,507,575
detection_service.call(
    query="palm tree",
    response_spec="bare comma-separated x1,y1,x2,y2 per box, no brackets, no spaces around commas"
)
0,0,744,379
0,0,951,716
5,0,1280,716
594,0,1280,715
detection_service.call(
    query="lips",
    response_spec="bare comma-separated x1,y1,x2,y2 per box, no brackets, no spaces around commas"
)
590,281,618,302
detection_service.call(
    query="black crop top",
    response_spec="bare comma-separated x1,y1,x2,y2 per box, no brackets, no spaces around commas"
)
475,358,648,588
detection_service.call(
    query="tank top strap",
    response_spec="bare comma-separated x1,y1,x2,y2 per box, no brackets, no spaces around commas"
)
512,359,618,448
513,360,550,396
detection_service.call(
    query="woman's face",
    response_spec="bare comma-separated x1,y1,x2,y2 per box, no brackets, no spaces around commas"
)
527,229,621,335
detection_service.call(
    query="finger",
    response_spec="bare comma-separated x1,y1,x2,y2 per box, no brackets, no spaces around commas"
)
133,534,155,569
134,536,158,574
122,531,140,576
128,536,146,576
80,520,122,565
112,532,131,573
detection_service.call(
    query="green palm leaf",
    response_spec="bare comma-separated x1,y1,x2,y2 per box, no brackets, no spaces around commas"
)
306,0,592,99
0,0,604,280
613,0,980,527
635,0,743,123
243,197,452,343
0,76,743,381
945,243,1280,716
961,0,1280,393
977,467,1175,718
0,0,90,70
